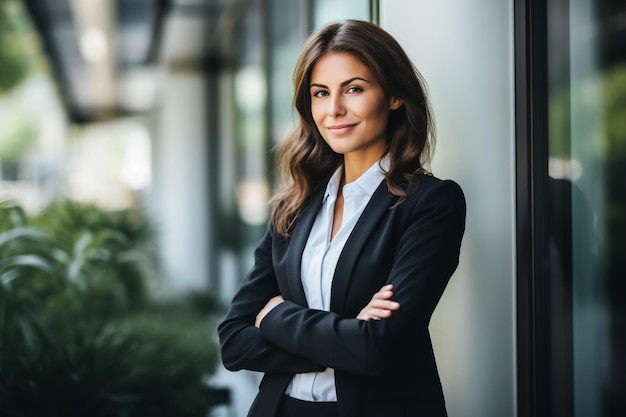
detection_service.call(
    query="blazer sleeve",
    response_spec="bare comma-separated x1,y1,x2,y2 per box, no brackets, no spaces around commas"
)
258,180,466,376
217,224,324,374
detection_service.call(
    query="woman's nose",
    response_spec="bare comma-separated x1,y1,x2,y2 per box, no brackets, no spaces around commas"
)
328,95,346,117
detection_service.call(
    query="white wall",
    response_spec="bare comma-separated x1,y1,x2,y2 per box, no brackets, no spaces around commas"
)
380,1,517,416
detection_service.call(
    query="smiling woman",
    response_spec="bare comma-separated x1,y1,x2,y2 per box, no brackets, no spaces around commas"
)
309,52,403,179
218,20,466,417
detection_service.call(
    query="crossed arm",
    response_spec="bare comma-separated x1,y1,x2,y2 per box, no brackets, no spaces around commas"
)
219,180,465,376
255,284,400,328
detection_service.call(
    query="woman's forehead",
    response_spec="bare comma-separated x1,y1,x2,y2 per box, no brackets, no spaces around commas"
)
310,52,375,84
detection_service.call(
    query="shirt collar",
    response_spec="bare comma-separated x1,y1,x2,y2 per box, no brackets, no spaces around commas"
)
323,154,389,202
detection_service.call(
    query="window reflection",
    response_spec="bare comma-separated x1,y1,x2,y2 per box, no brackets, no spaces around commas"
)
548,0,626,415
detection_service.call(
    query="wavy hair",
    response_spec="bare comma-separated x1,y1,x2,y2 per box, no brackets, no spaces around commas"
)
272,20,435,238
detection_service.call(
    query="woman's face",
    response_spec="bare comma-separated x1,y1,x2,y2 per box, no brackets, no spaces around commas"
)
309,52,401,166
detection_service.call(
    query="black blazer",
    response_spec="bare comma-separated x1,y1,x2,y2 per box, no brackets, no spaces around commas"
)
218,174,466,417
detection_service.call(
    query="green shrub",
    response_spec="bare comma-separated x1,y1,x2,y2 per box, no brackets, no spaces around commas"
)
1,305,221,417
0,200,224,416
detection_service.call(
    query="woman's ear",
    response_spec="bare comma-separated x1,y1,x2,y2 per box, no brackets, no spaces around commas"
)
390,97,403,110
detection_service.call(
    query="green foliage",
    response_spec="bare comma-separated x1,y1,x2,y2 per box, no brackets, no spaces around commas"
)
603,65,626,154
0,0,32,94
30,199,155,314
0,200,223,417
1,308,221,417
1,200,154,319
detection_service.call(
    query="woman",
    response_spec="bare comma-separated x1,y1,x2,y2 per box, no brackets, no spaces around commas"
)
218,20,466,417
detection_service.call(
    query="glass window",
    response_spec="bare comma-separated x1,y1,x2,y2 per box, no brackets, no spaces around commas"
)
547,0,625,415
269,0,307,145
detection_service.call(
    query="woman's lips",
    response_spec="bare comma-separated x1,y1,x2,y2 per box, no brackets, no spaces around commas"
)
326,123,358,135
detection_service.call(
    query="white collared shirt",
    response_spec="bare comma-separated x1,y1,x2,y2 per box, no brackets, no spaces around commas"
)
285,156,388,402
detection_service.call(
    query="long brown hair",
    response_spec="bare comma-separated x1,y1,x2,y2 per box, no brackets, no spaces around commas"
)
272,20,435,238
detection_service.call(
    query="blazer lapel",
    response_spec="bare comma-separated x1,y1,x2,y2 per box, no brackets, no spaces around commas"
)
331,181,396,315
285,188,325,307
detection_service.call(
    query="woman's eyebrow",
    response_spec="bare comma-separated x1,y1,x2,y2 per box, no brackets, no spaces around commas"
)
310,77,370,89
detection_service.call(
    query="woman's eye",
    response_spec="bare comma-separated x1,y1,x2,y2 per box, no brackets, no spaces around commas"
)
312,90,328,98
347,86,363,94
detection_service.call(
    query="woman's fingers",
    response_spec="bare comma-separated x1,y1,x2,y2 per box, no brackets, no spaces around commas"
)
371,284,394,299
357,284,400,321
368,299,400,310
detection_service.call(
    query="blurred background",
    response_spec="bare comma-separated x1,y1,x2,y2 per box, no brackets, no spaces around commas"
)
0,0,624,416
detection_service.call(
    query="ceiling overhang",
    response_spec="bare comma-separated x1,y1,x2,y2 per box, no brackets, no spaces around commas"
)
23,0,245,124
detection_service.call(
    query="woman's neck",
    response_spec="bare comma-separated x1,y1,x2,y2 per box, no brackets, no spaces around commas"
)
343,152,383,184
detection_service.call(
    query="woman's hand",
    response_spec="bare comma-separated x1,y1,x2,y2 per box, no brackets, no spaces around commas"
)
255,295,285,328
357,284,400,321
